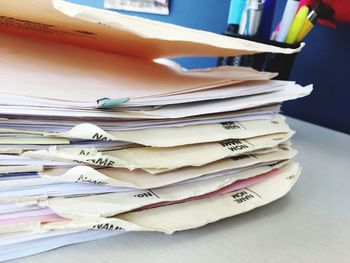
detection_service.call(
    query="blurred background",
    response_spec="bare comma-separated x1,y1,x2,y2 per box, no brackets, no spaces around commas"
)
68,0,350,134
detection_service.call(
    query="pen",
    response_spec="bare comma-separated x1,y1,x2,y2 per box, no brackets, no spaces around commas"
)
285,5,309,44
227,0,247,33
295,9,318,42
276,0,300,43
238,0,251,35
258,0,277,40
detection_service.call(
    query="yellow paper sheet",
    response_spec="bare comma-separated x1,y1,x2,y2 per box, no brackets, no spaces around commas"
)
0,0,302,60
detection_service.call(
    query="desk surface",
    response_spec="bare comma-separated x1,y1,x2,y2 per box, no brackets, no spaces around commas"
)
13,117,350,263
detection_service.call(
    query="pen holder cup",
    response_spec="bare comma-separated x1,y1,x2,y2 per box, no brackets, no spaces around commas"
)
217,32,301,80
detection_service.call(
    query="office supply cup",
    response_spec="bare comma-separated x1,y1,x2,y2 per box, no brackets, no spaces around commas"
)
217,32,301,80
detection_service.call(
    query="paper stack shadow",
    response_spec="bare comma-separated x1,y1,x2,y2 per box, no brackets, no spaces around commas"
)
0,0,312,261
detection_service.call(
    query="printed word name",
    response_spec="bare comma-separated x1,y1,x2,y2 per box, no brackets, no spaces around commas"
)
77,175,108,186
231,190,255,204
220,139,250,152
134,191,157,198
221,122,242,130
75,150,116,167
92,133,112,141
92,223,124,231
86,157,115,167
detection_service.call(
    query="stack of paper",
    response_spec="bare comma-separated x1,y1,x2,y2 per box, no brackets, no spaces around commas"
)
0,0,312,261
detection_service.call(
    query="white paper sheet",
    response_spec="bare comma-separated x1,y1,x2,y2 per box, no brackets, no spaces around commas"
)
0,230,121,262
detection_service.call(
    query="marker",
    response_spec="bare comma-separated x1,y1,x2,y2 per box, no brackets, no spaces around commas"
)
258,0,276,40
247,0,264,36
276,0,300,43
285,6,309,44
296,9,318,43
239,0,264,36
227,0,247,33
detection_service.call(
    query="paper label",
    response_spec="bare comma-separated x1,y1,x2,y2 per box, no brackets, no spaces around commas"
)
49,115,291,147
24,132,294,170
38,162,289,220
6,162,300,234
40,147,296,189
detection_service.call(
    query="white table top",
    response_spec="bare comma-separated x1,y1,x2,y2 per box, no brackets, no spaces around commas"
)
12,117,350,263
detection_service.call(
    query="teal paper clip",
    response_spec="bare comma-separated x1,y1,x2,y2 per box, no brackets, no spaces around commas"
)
97,97,129,109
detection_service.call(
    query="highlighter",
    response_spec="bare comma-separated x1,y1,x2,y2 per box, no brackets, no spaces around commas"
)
227,0,247,33
296,10,318,43
285,6,309,44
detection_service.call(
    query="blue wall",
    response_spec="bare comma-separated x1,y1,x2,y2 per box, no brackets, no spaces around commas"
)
68,0,350,134
68,0,232,68
285,20,350,135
